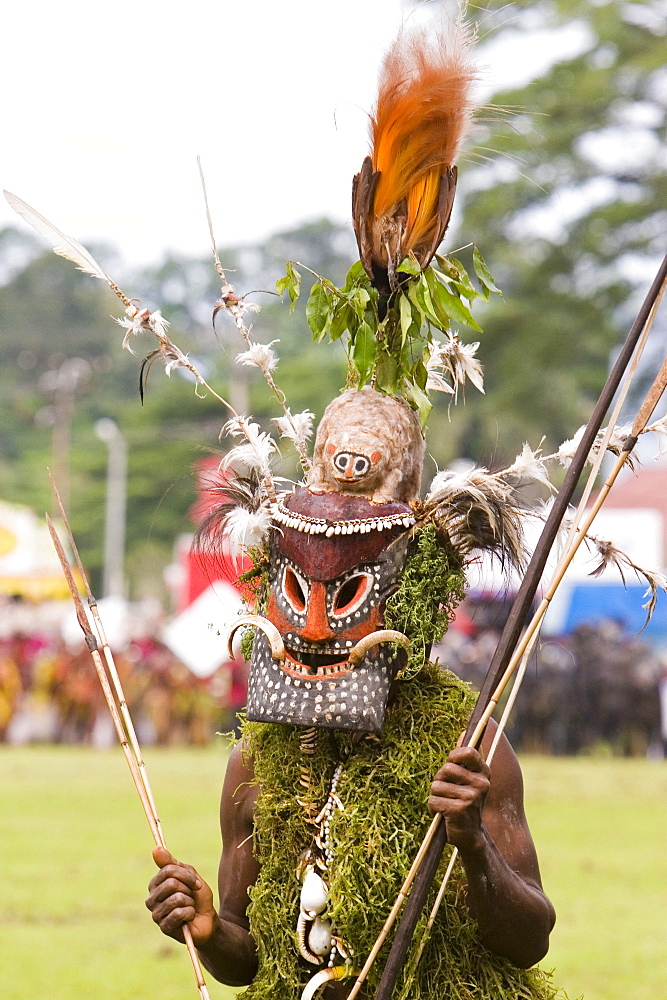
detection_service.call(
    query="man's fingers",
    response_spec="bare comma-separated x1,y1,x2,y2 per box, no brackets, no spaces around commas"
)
152,845,176,868
447,746,489,772
148,862,203,895
433,749,490,784
148,875,198,905
150,898,195,940
146,892,195,924
431,776,478,797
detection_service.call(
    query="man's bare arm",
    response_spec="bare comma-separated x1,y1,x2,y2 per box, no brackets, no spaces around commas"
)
146,744,259,986
428,722,555,968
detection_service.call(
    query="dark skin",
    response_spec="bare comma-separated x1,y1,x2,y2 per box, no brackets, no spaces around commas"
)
146,718,555,986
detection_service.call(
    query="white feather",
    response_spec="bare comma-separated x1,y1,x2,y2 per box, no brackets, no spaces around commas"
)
272,409,315,449
503,443,555,492
4,191,110,283
556,426,586,467
223,437,277,477
223,416,261,441
236,340,279,372
224,505,273,562
646,415,667,458
427,467,490,504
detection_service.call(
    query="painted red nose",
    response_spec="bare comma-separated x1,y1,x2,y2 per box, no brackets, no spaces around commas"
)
300,581,336,642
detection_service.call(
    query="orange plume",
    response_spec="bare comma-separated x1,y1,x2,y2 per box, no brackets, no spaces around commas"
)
352,20,477,293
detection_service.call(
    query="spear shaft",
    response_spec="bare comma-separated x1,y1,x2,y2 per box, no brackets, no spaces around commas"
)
370,252,667,1000
47,506,211,1000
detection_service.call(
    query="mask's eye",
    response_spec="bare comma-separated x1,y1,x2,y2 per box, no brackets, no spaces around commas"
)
283,566,309,613
333,452,370,479
332,573,373,617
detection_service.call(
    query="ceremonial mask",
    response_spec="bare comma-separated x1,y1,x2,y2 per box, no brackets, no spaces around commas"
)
246,488,414,733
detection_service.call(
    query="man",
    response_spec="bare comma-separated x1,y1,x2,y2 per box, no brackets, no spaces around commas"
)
147,21,559,998
146,718,555,987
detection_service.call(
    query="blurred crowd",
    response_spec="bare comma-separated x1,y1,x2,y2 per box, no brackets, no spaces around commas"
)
435,618,667,757
0,630,248,747
1,617,665,756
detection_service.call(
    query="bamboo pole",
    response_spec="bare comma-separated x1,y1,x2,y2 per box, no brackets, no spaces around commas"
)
47,506,211,1000
372,354,667,1000
347,253,667,1000
398,352,667,972
49,472,165,842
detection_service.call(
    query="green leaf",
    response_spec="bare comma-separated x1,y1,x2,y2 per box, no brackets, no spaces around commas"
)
472,246,502,299
347,286,370,321
406,281,426,325
374,350,401,395
427,270,482,332
412,358,428,391
343,260,370,290
434,254,461,281
402,380,432,428
399,292,417,345
275,261,302,310
306,281,333,340
441,257,481,302
414,274,442,330
351,320,376,384
396,254,422,276
330,303,353,342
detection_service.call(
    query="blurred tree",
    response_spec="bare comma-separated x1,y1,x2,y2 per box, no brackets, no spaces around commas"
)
0,219,353,597
428,0,667,466
3,1,665,591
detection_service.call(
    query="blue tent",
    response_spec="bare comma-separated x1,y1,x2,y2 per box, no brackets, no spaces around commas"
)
562,582,667,643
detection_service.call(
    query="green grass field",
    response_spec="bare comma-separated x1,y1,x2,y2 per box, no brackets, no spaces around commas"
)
2,745,665,1000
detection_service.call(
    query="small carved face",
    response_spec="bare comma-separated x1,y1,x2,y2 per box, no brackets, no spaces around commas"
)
307,387,424,504
326,439,384,489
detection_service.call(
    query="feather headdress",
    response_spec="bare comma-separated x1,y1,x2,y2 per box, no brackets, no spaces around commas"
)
422,466,530,572
193,467,274,570
353,18,477,292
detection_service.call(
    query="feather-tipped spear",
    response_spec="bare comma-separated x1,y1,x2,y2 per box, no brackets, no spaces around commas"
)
4,190,136,308
3,189,216,397
47,483,211,1000
340,251,667,1000
3,189,284,508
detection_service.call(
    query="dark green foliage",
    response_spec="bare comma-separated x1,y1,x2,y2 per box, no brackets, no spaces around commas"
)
384,524,466,679
280,251,498,427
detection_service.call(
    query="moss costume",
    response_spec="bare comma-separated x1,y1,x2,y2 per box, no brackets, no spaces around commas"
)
240,664,563,1000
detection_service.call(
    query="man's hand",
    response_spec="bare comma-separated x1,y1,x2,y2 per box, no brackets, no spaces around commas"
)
146,846,217,946
427,744,491,853
427,726,555,968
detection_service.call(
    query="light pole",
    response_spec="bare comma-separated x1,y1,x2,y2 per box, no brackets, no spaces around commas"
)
95,418,128,599
38,357,91,514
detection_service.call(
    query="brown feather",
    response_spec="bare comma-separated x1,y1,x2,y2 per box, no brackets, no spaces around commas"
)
352,21,477,289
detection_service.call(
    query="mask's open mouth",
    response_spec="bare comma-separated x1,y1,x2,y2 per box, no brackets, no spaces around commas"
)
283,643,352,678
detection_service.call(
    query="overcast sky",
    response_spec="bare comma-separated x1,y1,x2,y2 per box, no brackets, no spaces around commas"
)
1,0,591,267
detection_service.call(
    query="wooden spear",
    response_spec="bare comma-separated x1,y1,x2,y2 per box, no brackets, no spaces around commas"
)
47,505,211,1000
394,350,667,984
343,252,667,1000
